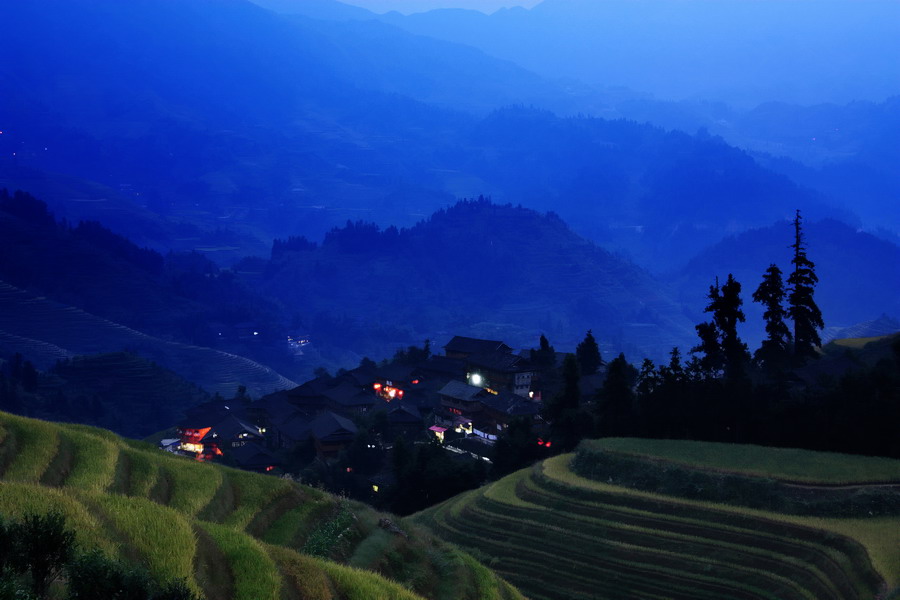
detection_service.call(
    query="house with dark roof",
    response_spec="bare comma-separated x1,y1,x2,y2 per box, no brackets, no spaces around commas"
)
177,412,264,461
444,336,512,360
477,389,541,439
386,403,423,437
228,441,280,473
323,380,377,413
310,411,358,459
466,351,535,397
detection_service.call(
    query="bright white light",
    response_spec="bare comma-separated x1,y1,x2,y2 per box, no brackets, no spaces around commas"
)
471,373,483,386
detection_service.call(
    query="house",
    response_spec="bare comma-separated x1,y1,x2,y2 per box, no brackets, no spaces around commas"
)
465,350,535,397
478,389,541,438
176,413,264,461
310,411,358,459
228,441,280,473
437,380,488,421
435,380,537,443
386,403,423,437
371,363,418,402
444,336,512,360
323,380,377,413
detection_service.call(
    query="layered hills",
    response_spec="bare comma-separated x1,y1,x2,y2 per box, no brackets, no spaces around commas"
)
0,0,847,272
0,410,523,600
246,198,697,360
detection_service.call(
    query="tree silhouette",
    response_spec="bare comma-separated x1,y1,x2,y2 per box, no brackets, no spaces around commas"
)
692,275,749,380
787,210,824,362
575,330,602,375
752,264,792,373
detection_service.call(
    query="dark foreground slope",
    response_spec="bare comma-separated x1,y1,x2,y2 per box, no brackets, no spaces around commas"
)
0,411,523,600
413,440,900,600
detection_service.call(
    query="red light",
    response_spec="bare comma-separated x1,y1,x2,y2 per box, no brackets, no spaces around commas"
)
266,466,274,472
398,390,404,397
412,379,420,385
545,442,552,448
373,383,382,390
537,438,544,446
346,467,353,473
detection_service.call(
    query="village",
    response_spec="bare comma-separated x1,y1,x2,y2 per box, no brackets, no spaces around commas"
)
161,335,578,504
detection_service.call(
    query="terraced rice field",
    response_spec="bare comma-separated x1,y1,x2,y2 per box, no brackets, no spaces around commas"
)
0,411,524,600
0,280,296,397
413,444,900,600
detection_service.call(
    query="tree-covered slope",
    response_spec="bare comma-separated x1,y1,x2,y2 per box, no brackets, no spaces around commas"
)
0,411,524,600
413,441,899,600
254,199,696,360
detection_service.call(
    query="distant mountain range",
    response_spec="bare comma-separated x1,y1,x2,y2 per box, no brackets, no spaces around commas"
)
0,0,859,273
366,0,900,106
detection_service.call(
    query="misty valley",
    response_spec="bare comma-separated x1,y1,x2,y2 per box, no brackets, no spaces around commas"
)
0,1,898,599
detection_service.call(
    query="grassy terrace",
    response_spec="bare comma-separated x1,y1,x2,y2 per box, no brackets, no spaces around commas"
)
0,411,524,600
412,441,900,600
584,438,900,484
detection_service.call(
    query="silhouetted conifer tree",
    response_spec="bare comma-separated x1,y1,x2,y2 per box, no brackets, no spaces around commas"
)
787,210,824,362
692,275,749,379
596,353,637,435
718,274,751,380
575,330,602,375
692,279,725,376
752,264,792,372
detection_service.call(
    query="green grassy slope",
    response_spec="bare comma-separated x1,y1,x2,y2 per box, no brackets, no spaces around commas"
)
413,441,900,600
0,411,524,600
582,438,900,484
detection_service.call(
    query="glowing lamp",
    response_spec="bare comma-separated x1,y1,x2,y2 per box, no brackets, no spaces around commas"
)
471,373,483,386
373,383,382,390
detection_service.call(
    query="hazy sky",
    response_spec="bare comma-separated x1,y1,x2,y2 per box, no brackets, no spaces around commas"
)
339,0,541,14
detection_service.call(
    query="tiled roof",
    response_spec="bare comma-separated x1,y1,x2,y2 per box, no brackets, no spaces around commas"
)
310,411,358,442
467,351,533,373
438,380,485,402
444,336,511,355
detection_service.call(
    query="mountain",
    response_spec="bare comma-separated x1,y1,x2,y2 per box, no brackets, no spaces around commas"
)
0,190,298,395
249,199,697,362
670,219,900,347
376,0,900,106
0,0,850,274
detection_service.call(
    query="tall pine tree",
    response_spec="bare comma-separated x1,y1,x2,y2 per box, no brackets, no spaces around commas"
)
717,274,751,379
787,210,824,362
692,279,725,376
692,275,750,379
575,330,602,375
752,264,792,372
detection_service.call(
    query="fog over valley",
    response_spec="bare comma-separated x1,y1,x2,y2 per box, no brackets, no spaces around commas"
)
0,3,898,599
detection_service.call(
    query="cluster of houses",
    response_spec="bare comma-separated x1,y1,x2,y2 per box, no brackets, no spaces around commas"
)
163,336,543,473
